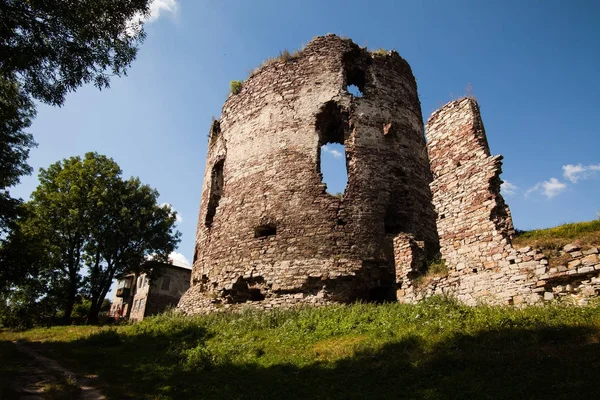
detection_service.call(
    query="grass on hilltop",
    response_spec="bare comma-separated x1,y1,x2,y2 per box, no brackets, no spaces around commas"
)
2,297,600,400
513,219,600,251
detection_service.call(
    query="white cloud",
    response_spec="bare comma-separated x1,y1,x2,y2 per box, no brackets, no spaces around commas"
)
161,202,183,223
128,0,179,35
169,251,191,268
501,180,518,196
525,177,567,199
322,145,343,159
146,0,179,23
562,163,600,183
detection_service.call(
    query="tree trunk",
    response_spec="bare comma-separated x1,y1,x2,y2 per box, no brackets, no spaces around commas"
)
61,270,78,324
87,298,100,324
62,285,77,324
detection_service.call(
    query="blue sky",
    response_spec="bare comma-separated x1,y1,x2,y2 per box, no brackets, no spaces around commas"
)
12,0,600,267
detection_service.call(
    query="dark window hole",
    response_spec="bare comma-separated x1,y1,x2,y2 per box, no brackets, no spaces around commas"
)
344,58,366,97
248,289,265,301
205,159,225,227
368,286,395,303
384,212,407,235
255,224,277,238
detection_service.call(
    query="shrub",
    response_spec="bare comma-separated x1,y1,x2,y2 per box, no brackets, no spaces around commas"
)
371,48,388,56
427,258,448,276
413,258,448,289
182,344,213,371
229,80,243,95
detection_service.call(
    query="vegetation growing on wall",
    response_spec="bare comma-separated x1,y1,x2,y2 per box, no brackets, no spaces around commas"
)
229,80,243,95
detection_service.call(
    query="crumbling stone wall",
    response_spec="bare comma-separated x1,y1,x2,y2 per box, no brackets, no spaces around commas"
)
418,98,600,305
178,37,598,313
178,35,439,314
427,98,514,272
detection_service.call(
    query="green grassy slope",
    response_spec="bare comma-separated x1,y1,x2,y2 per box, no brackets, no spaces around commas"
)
513,219,600,250
2,298,600,400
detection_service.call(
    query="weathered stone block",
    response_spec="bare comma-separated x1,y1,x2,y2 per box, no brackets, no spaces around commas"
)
563,244,580,252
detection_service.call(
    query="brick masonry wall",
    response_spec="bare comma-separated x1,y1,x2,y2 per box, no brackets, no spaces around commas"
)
178,35,440,315
417,97,600,305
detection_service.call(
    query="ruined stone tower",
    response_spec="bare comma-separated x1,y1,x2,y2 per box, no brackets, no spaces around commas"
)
178,35,440,313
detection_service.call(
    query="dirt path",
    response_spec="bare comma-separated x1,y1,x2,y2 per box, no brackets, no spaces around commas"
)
11,342,106,400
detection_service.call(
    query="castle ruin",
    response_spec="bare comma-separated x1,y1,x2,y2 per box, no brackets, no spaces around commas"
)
178,35,600,314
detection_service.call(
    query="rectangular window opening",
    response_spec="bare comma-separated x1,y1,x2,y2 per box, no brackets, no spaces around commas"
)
254,224,277,238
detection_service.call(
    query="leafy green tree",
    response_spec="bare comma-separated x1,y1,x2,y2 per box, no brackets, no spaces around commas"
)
0,0,154,239
84,177,180,324
0,77,36,237
26,152,122,322
11,152,181,325
0,210,65,328
0,0,152,106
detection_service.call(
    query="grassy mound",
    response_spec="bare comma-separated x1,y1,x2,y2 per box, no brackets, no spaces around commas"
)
2,298,600,399
513,219,600,251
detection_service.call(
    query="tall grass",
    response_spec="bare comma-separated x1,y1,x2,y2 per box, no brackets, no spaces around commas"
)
2,298,600,399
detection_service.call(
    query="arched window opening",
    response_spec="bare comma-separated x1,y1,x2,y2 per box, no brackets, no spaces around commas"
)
205,159,225,227
343,50,367,97
315,102,349,196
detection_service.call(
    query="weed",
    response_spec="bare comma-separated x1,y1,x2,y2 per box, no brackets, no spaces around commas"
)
371,48,388,56
229,80,243,95
42,374,80,400
427,257,448,276
248,48,301,78
413,258,448,289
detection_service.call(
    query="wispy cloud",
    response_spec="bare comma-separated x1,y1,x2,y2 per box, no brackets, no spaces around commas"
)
525,177,567,199
169,251,191,268
161,202,183,223
562,163,600,183
322,145,344,159
501,180,518,196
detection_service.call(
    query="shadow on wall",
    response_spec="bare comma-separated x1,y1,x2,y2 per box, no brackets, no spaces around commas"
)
8,323,600,399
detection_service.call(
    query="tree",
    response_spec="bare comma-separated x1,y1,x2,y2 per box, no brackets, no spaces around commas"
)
0,0,154,239
0,206,66,328
0,77,36,237
0,0,152,106
84,177,180,324
26,152,123,322
16,152,180,324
